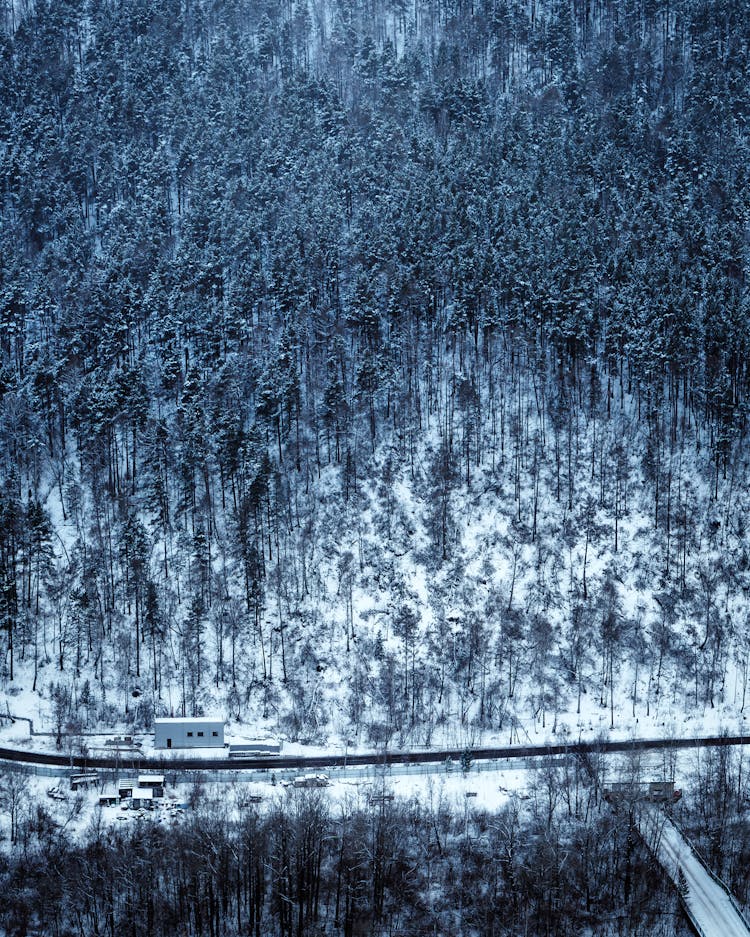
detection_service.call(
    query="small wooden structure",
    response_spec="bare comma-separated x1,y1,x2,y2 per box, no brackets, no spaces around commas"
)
70,773,99,791
138,775,164,797
292,774,329,789
118,778,137,798
130,787,155,809
603,780,682,804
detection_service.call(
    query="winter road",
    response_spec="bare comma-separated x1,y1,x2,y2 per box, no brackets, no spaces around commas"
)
0,733,749,772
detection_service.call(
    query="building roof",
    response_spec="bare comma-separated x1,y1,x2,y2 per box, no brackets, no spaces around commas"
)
154,717,224,725
229,741,281,751
131,787,154,799
138,775,164,785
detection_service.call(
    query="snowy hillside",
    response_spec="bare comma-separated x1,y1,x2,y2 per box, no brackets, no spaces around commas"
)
1,0,749,761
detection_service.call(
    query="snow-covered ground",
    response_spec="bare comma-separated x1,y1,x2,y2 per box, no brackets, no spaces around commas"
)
0,759,529,846
1,688,747,763
0,742,725,848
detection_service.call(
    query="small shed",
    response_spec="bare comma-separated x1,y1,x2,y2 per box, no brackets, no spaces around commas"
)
293,774,329,789
131,787,154,809
154,717,224,749
99,794,119,807
118,778,137,798
70,773,99,791
138,775,164,797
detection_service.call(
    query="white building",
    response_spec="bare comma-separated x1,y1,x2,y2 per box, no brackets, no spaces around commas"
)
154,717,224,749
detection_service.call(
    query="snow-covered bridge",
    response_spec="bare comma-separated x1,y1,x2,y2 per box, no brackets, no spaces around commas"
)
638,805,750,937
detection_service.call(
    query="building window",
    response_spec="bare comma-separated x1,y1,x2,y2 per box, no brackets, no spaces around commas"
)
197,731,204,737
212,731,218,737
187,732,193,737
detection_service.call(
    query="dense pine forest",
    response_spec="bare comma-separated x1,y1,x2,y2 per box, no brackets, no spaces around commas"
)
1,0,750,749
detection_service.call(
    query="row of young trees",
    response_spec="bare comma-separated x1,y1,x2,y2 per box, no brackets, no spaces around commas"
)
1,0,749,737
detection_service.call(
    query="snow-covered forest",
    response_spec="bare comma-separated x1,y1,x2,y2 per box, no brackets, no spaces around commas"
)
1,0,750,750
2,744,750,937
0,776,689,937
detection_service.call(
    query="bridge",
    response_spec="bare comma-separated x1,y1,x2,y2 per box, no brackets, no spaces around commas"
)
639,805,750,937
